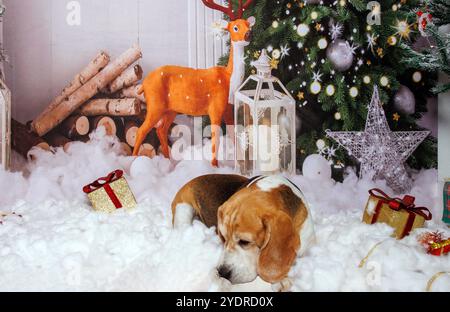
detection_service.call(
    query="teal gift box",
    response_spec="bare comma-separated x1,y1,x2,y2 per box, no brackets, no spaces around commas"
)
443,181,450,225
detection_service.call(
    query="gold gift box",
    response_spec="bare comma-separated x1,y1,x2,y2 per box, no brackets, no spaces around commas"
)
84,170,137,213
362,189,432,239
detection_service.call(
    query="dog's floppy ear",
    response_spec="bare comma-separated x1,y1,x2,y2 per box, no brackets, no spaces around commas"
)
257,211,299,283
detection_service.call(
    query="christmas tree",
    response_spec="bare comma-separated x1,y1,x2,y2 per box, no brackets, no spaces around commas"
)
221,0,438,173
401,0,450,94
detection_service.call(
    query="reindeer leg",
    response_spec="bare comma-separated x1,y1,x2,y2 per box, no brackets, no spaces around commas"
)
209,115,223,168
157,111,177,159
132,109,164,156
223,103,234,126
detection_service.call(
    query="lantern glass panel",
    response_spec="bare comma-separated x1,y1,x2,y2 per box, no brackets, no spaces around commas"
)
0,80,11,170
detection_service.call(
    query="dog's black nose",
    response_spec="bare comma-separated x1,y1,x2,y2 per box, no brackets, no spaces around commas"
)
218,266,232,280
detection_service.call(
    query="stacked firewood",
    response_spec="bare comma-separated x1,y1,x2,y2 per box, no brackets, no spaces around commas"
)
12,45,165,160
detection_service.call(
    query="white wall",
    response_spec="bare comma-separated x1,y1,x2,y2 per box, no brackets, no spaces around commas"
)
4,0,227,123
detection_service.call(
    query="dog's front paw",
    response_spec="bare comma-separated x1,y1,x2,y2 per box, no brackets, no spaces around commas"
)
173,203,195,229
272,278,293,292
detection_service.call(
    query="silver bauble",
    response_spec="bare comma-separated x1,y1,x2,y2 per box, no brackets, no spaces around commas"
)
326,39,354,72
393,85,416,115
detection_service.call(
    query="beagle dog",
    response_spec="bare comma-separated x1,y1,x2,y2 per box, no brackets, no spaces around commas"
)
172,174,315,290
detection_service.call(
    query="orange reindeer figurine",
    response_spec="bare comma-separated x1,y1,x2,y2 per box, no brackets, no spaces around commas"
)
133,0,256,167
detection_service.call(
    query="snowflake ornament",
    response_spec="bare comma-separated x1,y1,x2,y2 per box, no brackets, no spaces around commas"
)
326,86,430,193
280,44,291,59
330,21,343,40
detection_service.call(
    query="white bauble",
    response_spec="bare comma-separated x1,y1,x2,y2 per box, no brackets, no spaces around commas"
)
393,85,416,115
302,154,332,180
326,39,354,72
130,156,155,178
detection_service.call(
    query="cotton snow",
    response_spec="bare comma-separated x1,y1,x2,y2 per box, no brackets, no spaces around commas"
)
0,131,448,292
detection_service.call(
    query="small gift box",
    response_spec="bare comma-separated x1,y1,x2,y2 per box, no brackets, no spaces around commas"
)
429,240,450,256
443,181,450,225
362,189,432,239
83,170,137,213
419,231,450,256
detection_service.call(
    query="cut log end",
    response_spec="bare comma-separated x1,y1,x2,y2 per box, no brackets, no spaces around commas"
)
138,143,156,159
28,143,51,161
94,116,117,136
125,125,139,147
75,116,90,136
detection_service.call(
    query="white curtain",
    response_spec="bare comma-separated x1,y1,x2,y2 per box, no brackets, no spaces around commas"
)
0,0,4,80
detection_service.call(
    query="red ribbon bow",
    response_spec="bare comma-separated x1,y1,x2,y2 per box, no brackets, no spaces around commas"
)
83,170,125,209
83,170,124,194
369,189,432,221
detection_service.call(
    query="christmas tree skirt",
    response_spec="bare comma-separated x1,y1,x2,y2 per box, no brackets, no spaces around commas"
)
0,133,448,292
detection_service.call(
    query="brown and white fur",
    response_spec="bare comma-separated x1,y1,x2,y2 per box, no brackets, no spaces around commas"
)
171,175,315,291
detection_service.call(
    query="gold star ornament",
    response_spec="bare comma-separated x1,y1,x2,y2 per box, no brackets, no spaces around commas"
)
393,113,400,121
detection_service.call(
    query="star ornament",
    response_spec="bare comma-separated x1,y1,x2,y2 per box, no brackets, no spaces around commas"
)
326,86,430,193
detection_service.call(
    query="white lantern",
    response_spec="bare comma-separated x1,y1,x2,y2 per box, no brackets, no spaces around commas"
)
234,50,296,176
0,78,11,170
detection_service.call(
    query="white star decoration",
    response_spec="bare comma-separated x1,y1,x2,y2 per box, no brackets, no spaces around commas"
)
280,44,290,59
326,86,430,193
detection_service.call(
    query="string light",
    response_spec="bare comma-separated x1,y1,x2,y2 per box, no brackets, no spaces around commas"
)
316,139,326,150
326,85,336,96
349,87,359,98
380,76,389,87
413,71,423,83
297,24,310,37
310,81,322,94
318,38,328,49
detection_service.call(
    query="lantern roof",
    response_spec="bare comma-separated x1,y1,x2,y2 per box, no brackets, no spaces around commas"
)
251,49,272,78
235,50,295,108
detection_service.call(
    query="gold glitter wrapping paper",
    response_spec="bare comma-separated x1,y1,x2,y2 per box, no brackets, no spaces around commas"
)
363,195,426,239
87,177,137,213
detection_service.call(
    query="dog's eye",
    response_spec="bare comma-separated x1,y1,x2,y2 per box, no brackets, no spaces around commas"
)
238,240,251,247
233,25,239,32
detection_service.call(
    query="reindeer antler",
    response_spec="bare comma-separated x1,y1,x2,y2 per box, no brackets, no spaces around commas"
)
202,0,255,21
202,0,236,20
237,0,255,19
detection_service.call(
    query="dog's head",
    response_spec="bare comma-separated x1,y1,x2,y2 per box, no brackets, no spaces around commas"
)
216,185,301,284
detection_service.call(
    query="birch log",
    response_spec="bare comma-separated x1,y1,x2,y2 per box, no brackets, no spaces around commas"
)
106,64,143,93
32,45,142,136
117,84,146,103
32,51,110,131
124,119,140,147
90,116,117,136
59,115,90,139
12,119,50,160
79,98,141,117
